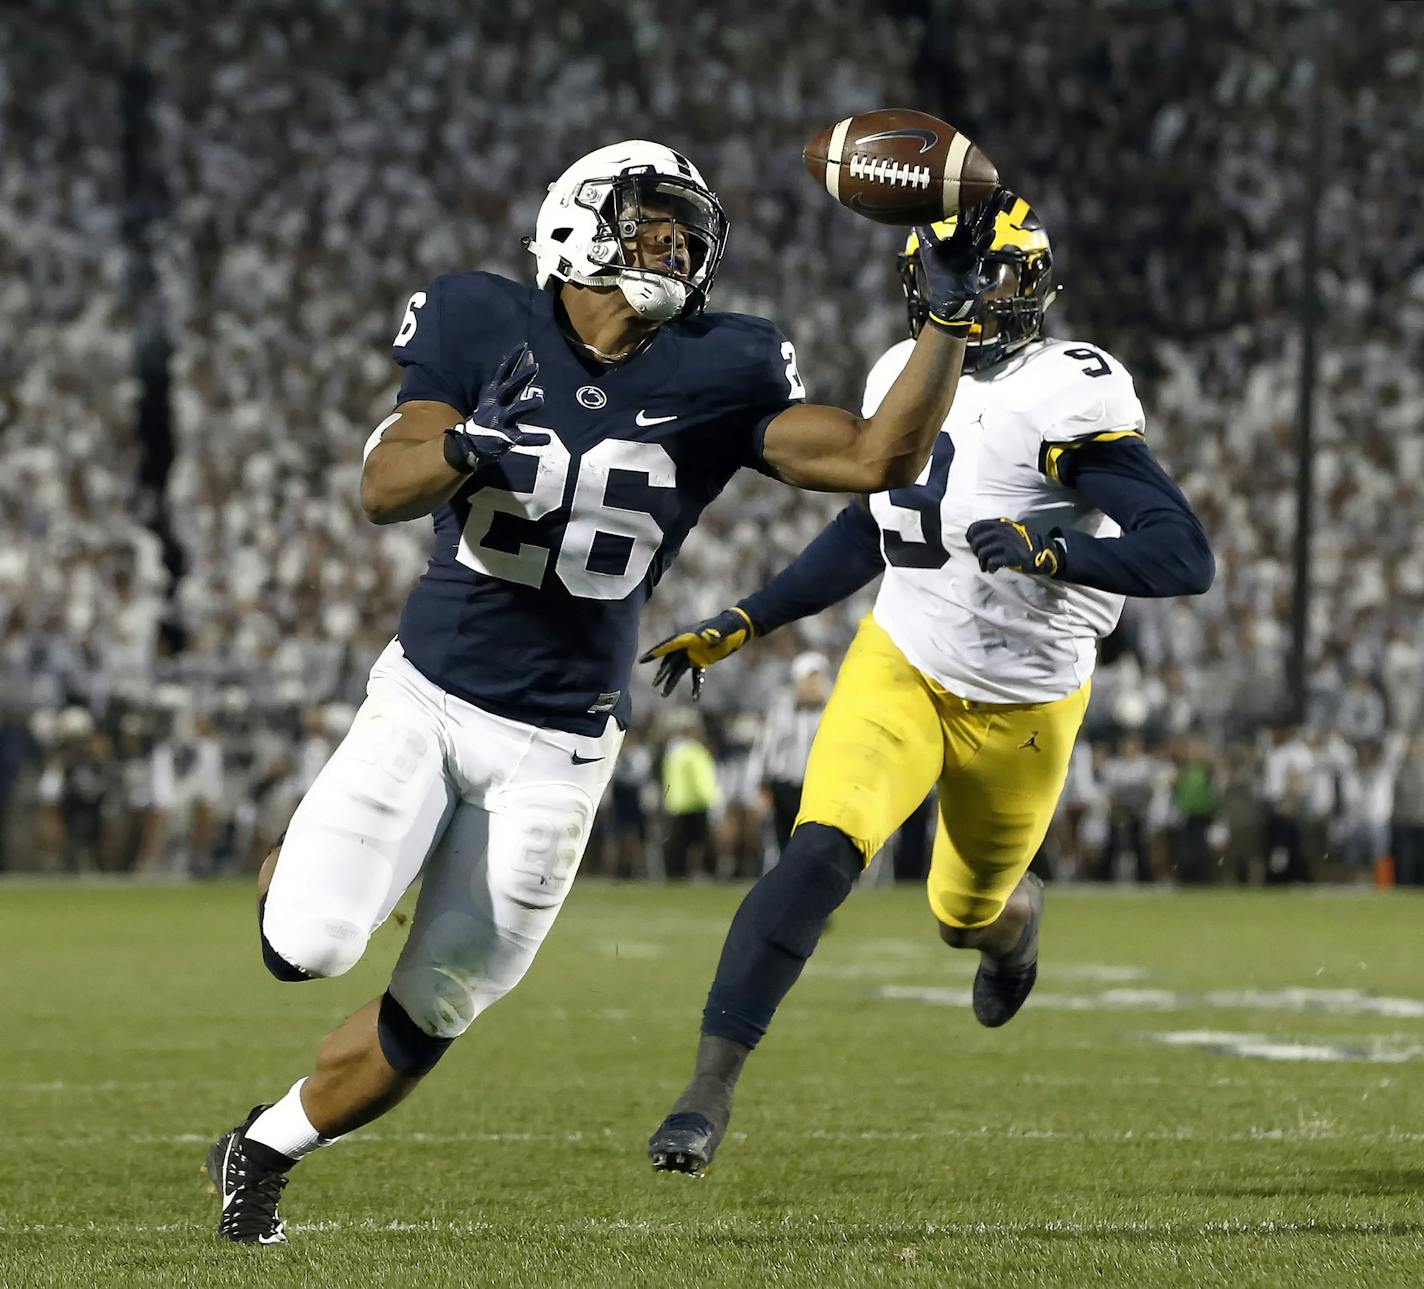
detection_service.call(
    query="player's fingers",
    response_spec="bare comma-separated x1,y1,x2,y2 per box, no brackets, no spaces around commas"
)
970,187,1009,239
972,533,1007,570
499,366,539,410
493,344,525,386
640,632,695,663
658,656,690,697
506,393,545,425
509,351,539,389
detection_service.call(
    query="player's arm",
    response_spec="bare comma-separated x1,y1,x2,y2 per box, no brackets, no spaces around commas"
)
641,501,884,698
761,328,964,492
967,438,1215,597
360,401,468,525
738,499,884,634
760,195,1010,493
361,346,547,526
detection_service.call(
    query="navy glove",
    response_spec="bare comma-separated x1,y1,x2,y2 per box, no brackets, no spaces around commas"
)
966,517,1065,577
914,188,1014,334
443,344,549,474
639,607,756,700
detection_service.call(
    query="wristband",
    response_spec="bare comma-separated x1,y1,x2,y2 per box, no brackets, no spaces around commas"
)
442,427,475,474
926,314,972,337
726,604,758,639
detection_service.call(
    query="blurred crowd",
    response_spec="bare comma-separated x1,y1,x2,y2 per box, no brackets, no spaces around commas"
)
2,0,1420,883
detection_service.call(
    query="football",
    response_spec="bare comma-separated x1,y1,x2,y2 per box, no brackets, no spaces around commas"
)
802,108,998,225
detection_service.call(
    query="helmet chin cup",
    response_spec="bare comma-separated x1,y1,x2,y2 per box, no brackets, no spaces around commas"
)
619,273,688,321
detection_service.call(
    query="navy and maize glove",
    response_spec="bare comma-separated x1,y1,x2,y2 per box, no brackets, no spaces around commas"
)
639,607,756,701
443,344,549,474
966,517,1065,577
915,188,1014,334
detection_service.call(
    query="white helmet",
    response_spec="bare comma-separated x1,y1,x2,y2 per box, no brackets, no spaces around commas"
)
525,140,729,322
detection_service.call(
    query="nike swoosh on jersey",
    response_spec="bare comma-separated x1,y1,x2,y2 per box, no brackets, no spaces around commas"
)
571,752,605,765
635,410,678,426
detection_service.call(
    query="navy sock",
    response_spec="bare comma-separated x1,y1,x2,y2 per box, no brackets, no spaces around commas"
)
700,824,861,1050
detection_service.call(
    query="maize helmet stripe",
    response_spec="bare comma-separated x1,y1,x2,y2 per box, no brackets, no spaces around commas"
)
896,192,1055,368
903,211,1047,258
942,131,971,215
825,117,852,202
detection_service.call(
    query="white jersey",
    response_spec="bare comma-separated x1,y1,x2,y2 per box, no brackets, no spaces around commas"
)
862,337,1146,704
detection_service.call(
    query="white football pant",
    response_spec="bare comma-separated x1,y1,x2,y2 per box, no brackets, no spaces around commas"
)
261,639,622,1038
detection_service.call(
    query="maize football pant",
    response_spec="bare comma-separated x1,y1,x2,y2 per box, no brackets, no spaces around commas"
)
795,615,1089,928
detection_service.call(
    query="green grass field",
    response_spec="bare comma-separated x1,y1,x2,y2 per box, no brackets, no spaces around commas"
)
2,879,1421,1288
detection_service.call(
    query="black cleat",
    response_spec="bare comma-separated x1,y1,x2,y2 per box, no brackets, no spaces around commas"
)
204,1105,290,1245
972,873,1044,1028
648,1112,722,1176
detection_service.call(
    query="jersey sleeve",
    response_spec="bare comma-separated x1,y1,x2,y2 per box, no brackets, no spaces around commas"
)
1034,345,1148,483
390,274,487,416
1053,438,1215,597
861,339,916,418
733,319,807,477
736,499,884,635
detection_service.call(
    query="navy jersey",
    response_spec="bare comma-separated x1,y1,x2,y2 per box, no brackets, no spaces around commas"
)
389,272,803,734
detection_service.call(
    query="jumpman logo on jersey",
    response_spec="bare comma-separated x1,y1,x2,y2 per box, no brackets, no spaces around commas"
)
1018,731,1042,752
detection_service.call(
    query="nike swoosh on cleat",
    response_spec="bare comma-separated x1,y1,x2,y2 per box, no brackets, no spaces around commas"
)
571,752,604,765
635,410,678,426
220,1138,237,1209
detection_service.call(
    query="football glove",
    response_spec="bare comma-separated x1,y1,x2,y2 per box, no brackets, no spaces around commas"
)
639,607,756,701
915,188,1014,334
443,344,549,474
966,517,1065,577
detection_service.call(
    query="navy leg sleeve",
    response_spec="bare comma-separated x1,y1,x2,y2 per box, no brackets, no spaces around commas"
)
377,991,454,1076
700,824,861,1049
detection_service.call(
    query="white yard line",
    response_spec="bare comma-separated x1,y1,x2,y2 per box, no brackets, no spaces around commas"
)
880,984,1424,1017
6,1216,1420,1237
1145,1029,1424,1064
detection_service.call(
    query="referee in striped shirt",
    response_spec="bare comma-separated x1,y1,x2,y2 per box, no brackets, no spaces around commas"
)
753,652,832,868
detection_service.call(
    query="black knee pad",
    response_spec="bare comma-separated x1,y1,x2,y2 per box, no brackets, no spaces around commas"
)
766,824,862,959
257,894,312,983
377,991,455,1077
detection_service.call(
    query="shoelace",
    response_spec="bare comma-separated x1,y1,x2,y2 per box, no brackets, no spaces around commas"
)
220,1155,289,1239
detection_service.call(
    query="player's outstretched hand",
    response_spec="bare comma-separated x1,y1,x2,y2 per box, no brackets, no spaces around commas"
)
915,187,1016,333
639,607,756,701
444,344,550,475
966,517,1064,577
